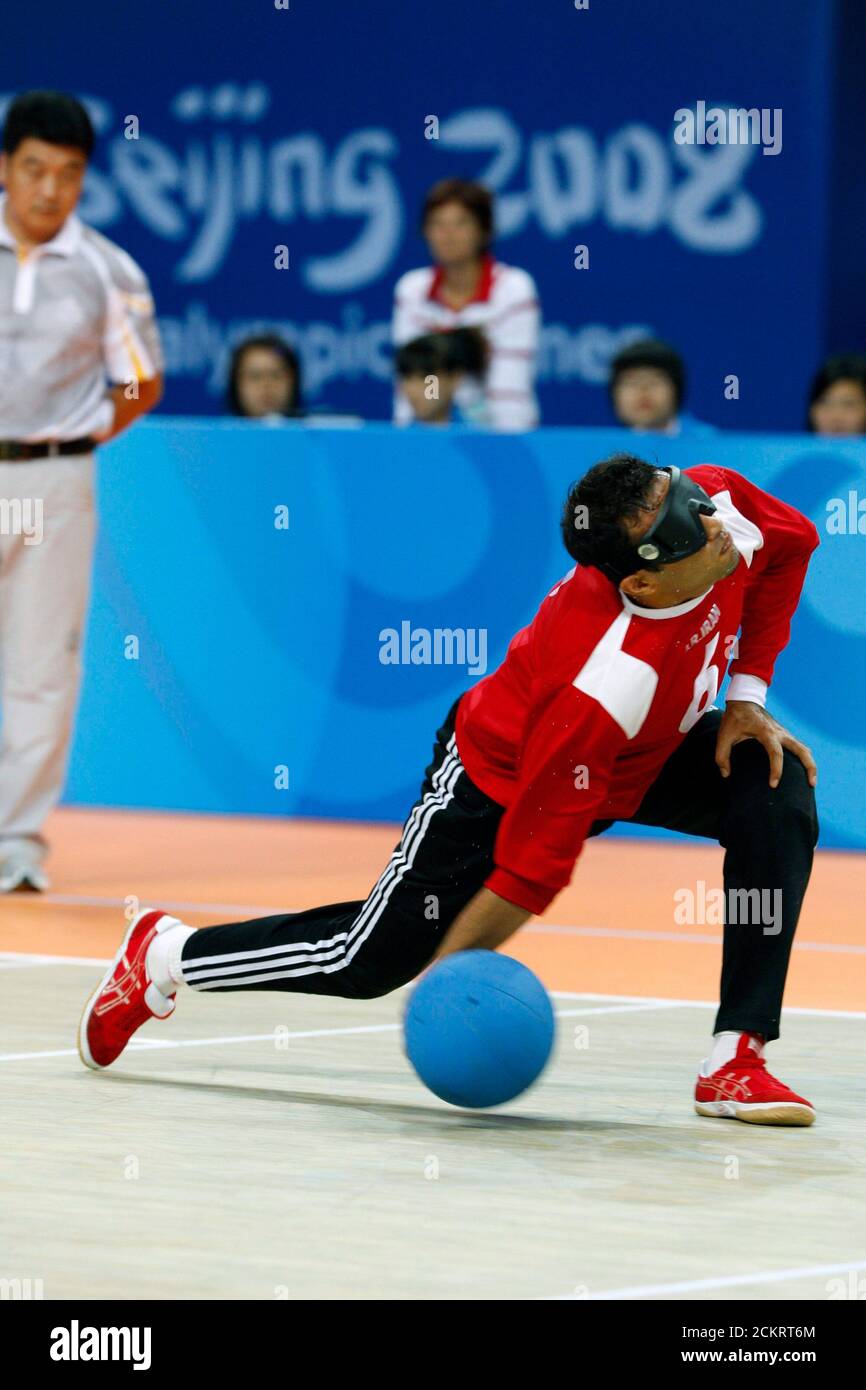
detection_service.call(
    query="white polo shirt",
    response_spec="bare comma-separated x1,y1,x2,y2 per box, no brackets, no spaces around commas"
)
0,194,163,441
392,254,541,431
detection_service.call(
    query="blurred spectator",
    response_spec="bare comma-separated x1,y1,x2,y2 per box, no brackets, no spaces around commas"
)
807,354,866,436
392,178,540,431
395,328,486,426
227,335,303,419
609,338,716,437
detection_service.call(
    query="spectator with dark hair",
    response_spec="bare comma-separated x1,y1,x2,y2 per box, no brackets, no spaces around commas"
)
609,338,716,437
392,178,540,431
395,328,486,426
807,354,866,436
227,334,303,419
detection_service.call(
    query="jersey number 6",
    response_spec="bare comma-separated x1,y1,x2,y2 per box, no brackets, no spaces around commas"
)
679,633,721,734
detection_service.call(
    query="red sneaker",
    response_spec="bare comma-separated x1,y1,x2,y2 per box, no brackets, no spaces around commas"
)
78,910,180,1070
695,1033,815,1125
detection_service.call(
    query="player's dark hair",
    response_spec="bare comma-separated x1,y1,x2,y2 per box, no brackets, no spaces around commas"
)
806,353,866,430
395,328,487,379
609,338,685,409
226,334,303,417
2,90,95,158
421,178,494,246
560,453,664,580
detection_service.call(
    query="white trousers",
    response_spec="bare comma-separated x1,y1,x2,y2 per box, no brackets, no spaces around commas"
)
0,455,95,842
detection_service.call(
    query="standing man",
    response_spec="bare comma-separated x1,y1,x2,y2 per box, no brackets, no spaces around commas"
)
0,90,163,891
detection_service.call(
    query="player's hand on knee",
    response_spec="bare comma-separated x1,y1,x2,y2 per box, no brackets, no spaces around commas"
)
716,701,817,790
777,728,818,789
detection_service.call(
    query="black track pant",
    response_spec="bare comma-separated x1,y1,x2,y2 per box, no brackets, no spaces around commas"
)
180,696,818,1040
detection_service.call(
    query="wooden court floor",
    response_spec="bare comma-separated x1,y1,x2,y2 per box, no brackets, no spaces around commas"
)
1,806,864,1301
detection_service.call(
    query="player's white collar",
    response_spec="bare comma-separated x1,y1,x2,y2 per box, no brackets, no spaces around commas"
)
0,194,82,257
620,586,713,620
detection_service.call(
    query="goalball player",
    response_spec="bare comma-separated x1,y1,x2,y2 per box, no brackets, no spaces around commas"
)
79,455,821,1125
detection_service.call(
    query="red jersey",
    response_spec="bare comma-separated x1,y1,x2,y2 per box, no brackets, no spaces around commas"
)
455,466,819,915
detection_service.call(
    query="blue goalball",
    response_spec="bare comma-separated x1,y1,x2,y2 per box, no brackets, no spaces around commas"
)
403,950,556,1109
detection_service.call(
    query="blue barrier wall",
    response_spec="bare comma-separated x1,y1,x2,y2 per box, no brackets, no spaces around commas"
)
65,422,865,850
7,0,865,428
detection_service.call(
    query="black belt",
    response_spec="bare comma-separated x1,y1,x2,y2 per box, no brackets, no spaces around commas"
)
0,436,96,461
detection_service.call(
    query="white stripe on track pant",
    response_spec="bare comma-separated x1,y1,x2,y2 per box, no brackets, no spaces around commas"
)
180,698,505,999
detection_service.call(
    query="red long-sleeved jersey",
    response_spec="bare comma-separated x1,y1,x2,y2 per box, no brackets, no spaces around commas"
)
454,466,819,915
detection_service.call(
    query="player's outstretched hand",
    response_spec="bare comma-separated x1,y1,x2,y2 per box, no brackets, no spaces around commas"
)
716,701,818,790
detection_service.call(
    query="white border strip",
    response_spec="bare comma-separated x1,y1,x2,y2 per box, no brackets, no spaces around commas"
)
551,1257,866,1301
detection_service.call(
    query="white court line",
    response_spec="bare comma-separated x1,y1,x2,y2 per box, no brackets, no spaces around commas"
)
0,1022,402,1063
1,990,863,1065
2,956,865,1021
551,1257,866,1301
0,950,115,961
555,1002,679,1018
2,893,861,956
0,1001,668,1064
551,989,866,1021
0,952,111,968
530,924,866,955
4,893,289,915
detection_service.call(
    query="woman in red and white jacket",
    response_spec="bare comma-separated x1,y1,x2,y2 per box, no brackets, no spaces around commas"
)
392,178,541,432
